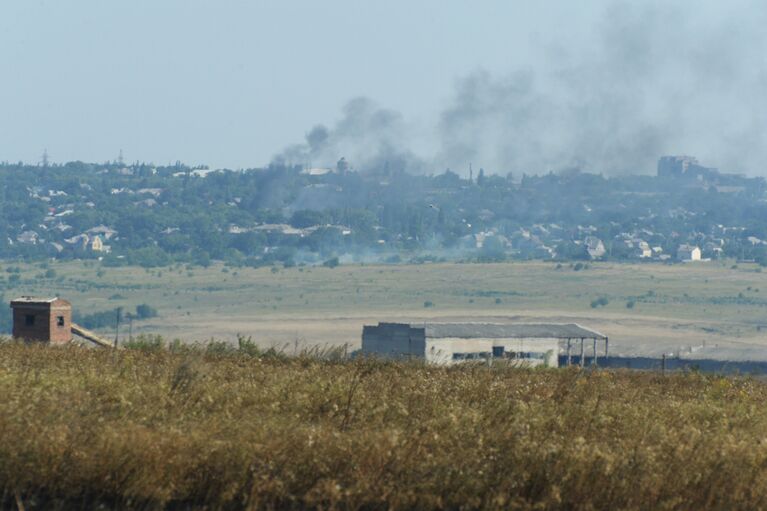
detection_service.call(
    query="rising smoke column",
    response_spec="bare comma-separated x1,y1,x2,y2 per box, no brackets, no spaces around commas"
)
276,1,767,176
437,1,767,175
273,97,426,174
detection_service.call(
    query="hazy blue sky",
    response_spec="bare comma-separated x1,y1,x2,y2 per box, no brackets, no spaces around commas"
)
1,1,765,174
0,1,569,167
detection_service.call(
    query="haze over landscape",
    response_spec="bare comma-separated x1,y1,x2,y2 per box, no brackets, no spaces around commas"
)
3,0,767,174
6,2,767,509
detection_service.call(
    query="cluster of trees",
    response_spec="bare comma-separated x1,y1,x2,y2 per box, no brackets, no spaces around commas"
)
73,303,158,330
2,160,767,266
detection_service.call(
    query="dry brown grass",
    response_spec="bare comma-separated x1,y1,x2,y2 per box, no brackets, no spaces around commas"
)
1,342,767,510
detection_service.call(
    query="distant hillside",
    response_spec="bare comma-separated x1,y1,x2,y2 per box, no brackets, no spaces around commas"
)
1,159,767,266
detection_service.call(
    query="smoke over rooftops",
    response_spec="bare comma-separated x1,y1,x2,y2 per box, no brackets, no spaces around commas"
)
272,97,427,174
275,1,767,177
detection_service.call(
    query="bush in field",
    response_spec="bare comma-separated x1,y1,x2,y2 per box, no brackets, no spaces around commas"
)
323,257,340,268
73,309,119,329
205,340,233,355
135,303,158,319
590,296,609,308
123,334,166,352
76,304,159,329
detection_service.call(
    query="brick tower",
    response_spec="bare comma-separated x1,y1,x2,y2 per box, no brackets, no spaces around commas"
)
10,297,72,344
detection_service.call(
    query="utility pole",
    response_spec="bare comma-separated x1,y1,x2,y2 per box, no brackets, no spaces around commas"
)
593,338,598,366
114,307,123,348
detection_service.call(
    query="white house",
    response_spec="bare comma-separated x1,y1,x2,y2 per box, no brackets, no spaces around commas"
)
677,244,702,262
584,236,606,259
16,231,39,245
85,225,117,240
633,240,652,258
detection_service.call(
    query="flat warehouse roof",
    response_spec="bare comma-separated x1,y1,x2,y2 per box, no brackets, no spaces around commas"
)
11,296,58,304
375,322,607,340
10,296,71,308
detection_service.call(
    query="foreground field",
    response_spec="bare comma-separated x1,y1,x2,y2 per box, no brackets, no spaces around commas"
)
2,343,767,510
3,259,767,358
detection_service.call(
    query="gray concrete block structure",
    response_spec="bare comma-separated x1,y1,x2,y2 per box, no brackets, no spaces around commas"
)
361,322,608,367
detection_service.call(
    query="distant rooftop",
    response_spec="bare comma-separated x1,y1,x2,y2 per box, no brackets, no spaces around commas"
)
10,296,65,305
378,322,607,340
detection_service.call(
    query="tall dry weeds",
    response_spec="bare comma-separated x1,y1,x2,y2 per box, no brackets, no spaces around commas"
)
0,343,766,509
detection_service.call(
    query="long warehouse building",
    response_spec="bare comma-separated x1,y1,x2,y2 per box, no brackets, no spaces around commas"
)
361,322,608,367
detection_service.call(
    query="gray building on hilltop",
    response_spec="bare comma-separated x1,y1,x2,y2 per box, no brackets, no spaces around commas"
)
657,156,717,179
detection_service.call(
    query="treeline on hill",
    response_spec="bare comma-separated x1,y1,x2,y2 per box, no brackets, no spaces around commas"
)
2,160,767,267
72,303,158,330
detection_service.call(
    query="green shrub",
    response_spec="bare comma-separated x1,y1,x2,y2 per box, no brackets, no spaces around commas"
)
237,335,262,357
123,334,166,352
323,257,340,269
135,304,158,319
205,340,234,355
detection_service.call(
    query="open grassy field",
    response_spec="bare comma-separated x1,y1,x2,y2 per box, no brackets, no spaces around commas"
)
1,343,767,510
3,259,767,358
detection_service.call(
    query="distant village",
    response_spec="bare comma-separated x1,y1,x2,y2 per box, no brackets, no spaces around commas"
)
1,155,765,266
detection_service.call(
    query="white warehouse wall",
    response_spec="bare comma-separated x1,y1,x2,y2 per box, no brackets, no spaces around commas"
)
425,337,559,367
